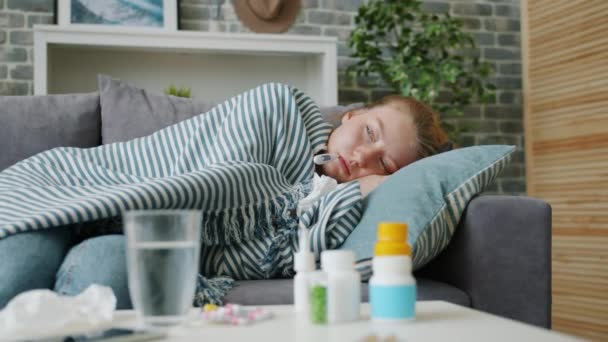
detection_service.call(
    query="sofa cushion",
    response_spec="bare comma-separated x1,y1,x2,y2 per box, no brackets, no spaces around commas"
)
223,278,470,307
341,145,515,272
98,75,216,144
0,93,100,171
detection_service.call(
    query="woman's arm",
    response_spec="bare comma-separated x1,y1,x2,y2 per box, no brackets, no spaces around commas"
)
299,181,363,261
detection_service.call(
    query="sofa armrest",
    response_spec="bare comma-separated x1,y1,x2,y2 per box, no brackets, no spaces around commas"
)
416,195,552,328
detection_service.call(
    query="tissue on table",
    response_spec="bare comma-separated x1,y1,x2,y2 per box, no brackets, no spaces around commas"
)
0,284,116,341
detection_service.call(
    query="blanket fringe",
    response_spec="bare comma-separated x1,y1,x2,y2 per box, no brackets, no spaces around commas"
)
200,180,312,249
258,184,311,278
194,274,235,306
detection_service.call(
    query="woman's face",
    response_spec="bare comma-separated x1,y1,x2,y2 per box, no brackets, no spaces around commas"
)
321,104,418,183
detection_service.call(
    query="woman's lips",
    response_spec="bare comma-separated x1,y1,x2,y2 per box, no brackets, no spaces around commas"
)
339,155,350,175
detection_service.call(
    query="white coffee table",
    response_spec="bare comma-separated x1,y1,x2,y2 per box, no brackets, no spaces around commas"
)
111,301,581,342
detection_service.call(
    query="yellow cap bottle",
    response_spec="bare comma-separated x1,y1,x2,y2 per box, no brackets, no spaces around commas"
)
374,222,411,256
370,222,416,321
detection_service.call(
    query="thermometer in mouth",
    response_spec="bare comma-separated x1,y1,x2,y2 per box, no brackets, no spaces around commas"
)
313,153,338,165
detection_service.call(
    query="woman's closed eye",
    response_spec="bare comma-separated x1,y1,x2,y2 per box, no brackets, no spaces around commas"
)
366,125,390,174
380,159,389,174
365,125,375,142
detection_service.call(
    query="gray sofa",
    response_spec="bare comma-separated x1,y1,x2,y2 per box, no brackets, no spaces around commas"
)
0,91,552,329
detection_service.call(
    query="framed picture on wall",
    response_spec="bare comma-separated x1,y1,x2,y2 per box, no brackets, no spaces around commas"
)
56,0,178,30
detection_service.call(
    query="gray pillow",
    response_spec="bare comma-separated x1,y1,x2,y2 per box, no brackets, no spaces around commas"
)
319,103,364,127
98,75,216,144
0,93,100,171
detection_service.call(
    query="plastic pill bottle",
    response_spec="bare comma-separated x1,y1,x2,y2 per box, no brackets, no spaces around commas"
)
294,227,314,315
321,250,360,323
369,222,416,321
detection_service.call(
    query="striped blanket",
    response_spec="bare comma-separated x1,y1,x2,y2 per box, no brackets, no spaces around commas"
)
0,83,363,304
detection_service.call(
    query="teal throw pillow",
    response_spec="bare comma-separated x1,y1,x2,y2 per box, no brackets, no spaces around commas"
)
341,145,515,274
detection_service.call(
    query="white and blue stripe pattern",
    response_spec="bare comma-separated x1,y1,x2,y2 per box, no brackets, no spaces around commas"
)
0,83,364,282
410,152,511,267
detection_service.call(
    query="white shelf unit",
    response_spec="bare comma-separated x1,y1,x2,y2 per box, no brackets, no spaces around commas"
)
33,25,338,106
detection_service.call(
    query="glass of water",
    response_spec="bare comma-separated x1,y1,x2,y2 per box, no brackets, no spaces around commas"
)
124,210,202,328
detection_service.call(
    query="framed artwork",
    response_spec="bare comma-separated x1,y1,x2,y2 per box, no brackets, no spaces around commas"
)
57,0,177,30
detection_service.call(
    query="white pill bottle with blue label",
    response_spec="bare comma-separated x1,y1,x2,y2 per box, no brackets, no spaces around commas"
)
369,222,416,321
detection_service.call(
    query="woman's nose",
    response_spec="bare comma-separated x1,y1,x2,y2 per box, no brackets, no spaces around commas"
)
352,145,380,168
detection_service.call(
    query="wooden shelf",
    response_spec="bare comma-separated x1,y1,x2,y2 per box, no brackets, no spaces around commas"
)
33,25,338,106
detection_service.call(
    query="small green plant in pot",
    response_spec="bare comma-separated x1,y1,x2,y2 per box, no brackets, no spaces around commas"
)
348,0,495,143
164,84,192,98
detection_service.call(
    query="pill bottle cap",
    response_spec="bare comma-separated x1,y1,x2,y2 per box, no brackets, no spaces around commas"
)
321,250,355,272
374,222,411,256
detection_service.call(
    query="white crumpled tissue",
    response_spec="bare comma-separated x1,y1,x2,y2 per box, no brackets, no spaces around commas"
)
0,284,117,341
297,173,338,216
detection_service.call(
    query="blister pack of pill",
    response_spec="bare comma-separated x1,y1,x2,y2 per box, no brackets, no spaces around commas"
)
201,304,274,326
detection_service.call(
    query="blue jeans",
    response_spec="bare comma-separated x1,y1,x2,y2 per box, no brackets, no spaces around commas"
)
0,229,132,309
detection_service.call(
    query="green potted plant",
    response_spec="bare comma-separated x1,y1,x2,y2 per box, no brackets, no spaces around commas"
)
164,84,192,98
348,0,495,143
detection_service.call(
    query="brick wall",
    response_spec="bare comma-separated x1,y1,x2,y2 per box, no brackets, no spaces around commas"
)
0,0,54,95
0,0,524,194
